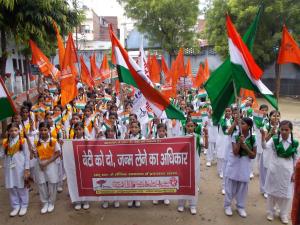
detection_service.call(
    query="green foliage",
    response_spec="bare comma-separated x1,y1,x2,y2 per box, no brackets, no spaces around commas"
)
204,0,300,67
119,0,199,55
0,0,83,58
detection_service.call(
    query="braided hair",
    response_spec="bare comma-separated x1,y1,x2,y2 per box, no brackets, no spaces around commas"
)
37,122,52,147
278,120,295,148
5,122,23,155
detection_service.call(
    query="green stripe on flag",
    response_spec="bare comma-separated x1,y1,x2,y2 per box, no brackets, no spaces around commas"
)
116,65,138,88
165,104,185,120
0,97,15,121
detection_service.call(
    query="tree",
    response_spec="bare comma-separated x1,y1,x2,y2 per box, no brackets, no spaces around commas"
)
118,0,199,55
0,0,82,78
204,0,300,67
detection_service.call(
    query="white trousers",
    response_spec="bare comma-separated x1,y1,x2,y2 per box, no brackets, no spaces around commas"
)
8,188,29,209
266,195,291,217
259,155,267,193
224,178,248,209
217,158,224,176
38,183,57,204
206,142,216,162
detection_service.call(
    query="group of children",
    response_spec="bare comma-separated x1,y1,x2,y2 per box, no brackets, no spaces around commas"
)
0,78,298,224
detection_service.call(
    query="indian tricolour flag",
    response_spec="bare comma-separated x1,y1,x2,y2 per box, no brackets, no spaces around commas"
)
109,26,184,120
226,15,277,108
253,109,265,128
190,112,202,123
0,78,16,121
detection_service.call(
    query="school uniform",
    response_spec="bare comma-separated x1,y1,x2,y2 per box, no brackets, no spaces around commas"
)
216,117,234,177
0,136,30,210
127,133,145,207
259,123,277,194
206,118,218,164
178,132,201,212
224,132,256,211
34,138,60,205
264,135,299,219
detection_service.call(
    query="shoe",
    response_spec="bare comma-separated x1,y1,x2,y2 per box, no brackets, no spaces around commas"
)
190,206,197,215
280,215,289,224
267,213,274,221
10,207,20,217
57,186,63,193
47,203,55,213
74,204,81,210
219,173,223,179
263,193,268,199
83,202,90,210
222,189,225,195
127,201,133,208
224,207,233,216
114,201,120,208
164,199,170,205
135,201,141,208
237,208,247,218
102,201,109,209
153,200,159,205
18,207,27,216
41,203,48,214
250,173,254,179
177,206,184,212
206,162,211,167
204,149,207,155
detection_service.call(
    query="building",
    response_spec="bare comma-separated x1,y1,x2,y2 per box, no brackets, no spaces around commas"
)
73,6,119,65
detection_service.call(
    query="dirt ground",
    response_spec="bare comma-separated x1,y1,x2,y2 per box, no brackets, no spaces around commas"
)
0,97,299,225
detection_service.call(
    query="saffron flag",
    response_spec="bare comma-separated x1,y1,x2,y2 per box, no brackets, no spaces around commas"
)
60,33,78,106
203,58,210,82
161,55,169,77
29,40,60,80
99,54,111,81
193,64,204,88
277,25,300,65
109,26,184,120
80,56,95,88
52,20,65,70
90,53,100,80
149,55,161,84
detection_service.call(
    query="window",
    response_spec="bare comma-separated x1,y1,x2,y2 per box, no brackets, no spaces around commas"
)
80,25,90,34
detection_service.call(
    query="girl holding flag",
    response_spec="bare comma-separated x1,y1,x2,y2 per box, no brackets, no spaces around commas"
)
224,117,256,218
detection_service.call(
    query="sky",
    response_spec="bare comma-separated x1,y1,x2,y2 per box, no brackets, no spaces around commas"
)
80,0,208,19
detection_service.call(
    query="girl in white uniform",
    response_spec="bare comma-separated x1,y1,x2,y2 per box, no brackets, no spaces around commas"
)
101,126,120,209
72,122,90,210
33,122,61,214
125,121,145,208
264,120,299,224
224,117,256,218
177,119,208,215
152,123,170,206
0,123,30,217
259,110,280,198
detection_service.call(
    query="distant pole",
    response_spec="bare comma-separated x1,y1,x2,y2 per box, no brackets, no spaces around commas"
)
73,0,79,51
275,63,281,101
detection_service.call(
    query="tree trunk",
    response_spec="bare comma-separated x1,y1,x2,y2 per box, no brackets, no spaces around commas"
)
0,28,8,136
275,63,280,101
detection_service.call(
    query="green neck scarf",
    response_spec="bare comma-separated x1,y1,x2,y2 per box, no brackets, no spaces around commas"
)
273,136,298,158
236,135,255,157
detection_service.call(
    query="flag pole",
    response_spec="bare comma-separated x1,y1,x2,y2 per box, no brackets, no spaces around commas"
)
233,80,242,131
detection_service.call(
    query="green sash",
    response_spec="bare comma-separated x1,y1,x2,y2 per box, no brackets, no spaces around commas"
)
235,135,256,157
273,136,298,158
